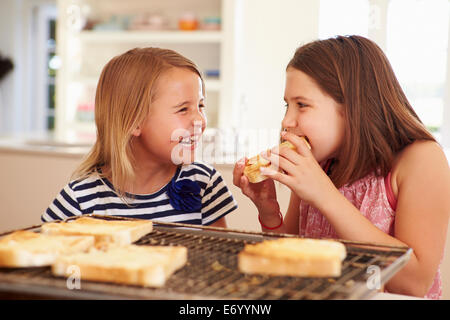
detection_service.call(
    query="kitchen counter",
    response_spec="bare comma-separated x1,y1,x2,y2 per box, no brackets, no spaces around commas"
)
0,133,244,233
0,133,92,158
0,133,238,166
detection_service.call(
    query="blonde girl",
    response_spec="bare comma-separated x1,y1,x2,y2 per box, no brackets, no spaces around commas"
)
43,47,237,227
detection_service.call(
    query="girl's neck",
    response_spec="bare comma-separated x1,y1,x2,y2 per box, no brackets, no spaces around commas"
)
131,162,178,195
101,162,179,195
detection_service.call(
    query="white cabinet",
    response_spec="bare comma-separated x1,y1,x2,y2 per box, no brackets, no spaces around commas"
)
55,0,236,142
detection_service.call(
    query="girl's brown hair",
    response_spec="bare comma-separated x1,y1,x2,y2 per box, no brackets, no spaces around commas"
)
73,47,203,197
287,35,435,188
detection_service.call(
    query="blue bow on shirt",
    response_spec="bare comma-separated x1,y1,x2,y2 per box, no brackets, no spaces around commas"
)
167,178,202,213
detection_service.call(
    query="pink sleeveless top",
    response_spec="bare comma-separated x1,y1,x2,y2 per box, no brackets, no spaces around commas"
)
298,165,442,299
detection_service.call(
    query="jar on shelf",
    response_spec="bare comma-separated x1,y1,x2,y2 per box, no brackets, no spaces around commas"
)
205,69,220,79
128,13,169,31
201,17,221,30
178,12,198,31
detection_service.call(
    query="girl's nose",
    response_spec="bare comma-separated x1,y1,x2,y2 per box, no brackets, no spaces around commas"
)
193,109,207,132
281,106,298,129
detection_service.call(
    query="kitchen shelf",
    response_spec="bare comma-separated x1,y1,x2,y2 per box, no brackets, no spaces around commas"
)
56,0,234,139
78,30,223,43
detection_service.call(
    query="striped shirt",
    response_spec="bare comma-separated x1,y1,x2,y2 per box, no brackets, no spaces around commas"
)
41,161,237,225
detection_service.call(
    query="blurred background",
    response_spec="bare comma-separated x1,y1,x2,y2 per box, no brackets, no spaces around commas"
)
0,0,449,299
0,0,449,147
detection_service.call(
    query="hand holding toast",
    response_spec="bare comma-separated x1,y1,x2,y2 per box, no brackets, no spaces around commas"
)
259,132,337,208
233,157,280,217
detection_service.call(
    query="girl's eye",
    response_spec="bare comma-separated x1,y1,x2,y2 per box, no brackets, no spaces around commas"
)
178,107,188,113
199,104,206,109
283,103,307,108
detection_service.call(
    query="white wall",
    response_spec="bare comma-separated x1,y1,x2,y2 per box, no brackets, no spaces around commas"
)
443,15,450,149
230,0,319,132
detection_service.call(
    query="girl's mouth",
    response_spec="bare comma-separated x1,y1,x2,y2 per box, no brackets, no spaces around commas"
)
178,135,200,146
303,135,311,145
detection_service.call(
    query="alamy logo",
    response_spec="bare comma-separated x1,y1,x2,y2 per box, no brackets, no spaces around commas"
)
366,265,381,290
170,121,204,165
66,265,81,290
170,125,283,165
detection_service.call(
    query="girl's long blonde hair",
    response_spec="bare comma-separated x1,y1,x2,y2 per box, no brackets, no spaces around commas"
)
287,35,436,188
73,47,203,197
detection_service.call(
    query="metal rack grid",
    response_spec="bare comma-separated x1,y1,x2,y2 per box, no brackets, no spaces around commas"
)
0,215,411,299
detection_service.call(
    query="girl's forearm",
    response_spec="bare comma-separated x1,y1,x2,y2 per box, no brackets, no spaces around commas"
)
257,206,297,234
317,189,432,297
317,189,405,245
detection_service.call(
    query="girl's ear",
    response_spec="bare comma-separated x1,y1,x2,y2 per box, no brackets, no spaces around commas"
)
132,126,141,137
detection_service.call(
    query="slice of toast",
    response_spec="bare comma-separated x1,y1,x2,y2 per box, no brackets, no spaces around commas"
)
52,244,187,287
0,231,94,267
244,139,309,183
238,238,346,277
243,154,272,184
41,217,153,245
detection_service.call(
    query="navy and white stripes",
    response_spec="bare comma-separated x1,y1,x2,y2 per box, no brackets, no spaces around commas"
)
41,161,237,225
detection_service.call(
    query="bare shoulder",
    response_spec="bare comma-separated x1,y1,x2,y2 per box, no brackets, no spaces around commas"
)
393,140,450,187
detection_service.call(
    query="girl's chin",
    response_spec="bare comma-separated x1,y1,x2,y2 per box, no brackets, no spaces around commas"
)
181,142,198,151
170,143,199,165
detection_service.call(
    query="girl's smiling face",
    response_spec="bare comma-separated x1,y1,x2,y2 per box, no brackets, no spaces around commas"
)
282,67,345,163
132,67,206,166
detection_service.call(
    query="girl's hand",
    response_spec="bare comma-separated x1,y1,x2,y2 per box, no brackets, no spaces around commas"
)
232,157,280,215
260,132,336,207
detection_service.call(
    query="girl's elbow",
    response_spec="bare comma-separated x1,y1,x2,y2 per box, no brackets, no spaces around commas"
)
403,281,430,298
386,275,433,298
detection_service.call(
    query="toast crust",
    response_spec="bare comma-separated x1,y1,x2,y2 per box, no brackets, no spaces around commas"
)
238,238,346,277
41,217,153,245
52,245,187,287
0,231,94,267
